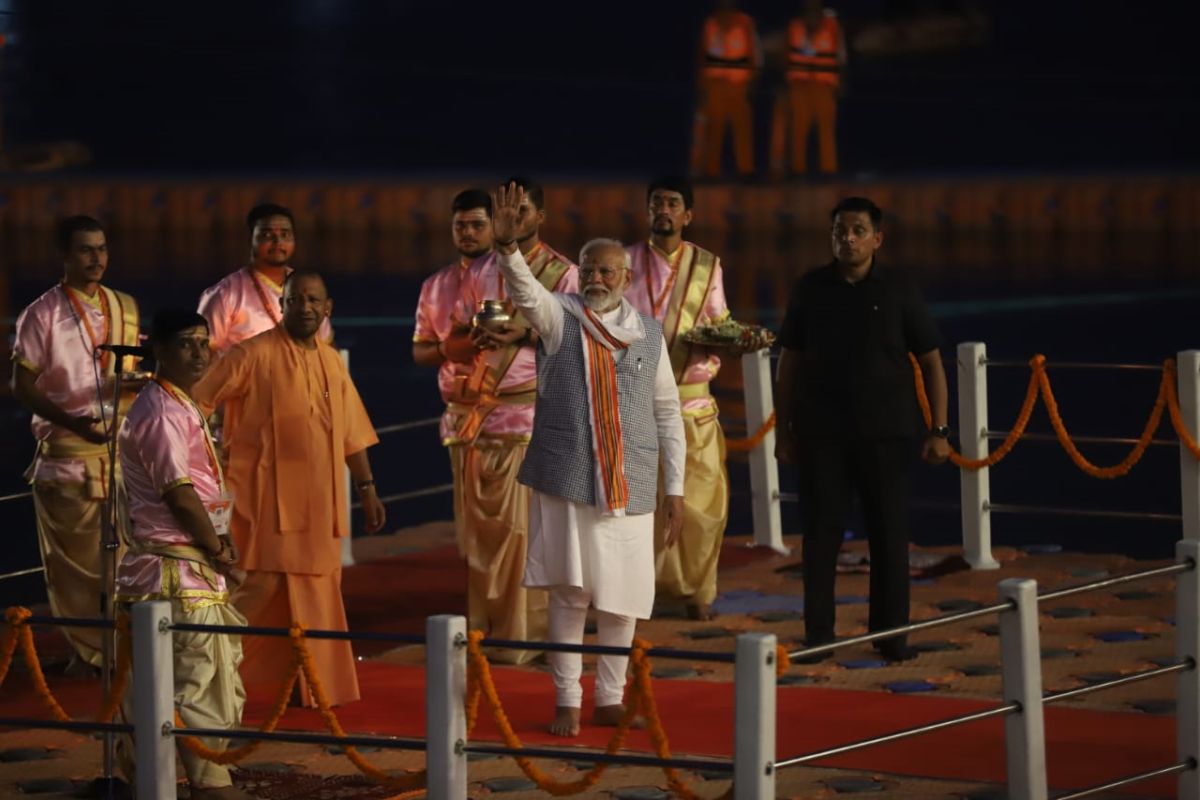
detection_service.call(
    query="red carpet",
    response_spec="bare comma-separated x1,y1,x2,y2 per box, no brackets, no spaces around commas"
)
1,662,1174,796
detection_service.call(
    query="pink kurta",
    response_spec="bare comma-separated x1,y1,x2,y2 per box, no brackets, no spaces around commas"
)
625,241,730,413
12,284,138,482
454,243,579,438
116,381,229,604
198,267,333,355
414,256,480,441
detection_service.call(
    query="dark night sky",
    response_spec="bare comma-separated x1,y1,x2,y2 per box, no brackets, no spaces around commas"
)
4,0,1198,175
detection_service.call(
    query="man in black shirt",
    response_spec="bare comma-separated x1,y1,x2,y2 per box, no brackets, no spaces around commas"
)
774,196,950,662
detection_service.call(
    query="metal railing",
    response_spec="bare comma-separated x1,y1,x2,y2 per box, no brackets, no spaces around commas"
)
774,542,1199,800
2,547,1194,799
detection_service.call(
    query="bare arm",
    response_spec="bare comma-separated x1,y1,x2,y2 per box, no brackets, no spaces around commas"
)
773,347,799,463
346,448,386,534
162,484,226,557
11,363,106,443
412,329,477,367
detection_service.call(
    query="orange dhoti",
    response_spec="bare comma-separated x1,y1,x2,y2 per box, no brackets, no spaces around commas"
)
233,568,359,707
691,78,755,178
450,440,547,664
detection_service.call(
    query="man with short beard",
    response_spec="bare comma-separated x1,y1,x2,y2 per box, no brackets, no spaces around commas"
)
626,177,732,622
10,215,142,669
192,272,386,707
490,183,685,738
444,177,578,663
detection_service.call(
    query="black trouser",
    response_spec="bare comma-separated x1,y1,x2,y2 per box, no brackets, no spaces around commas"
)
796,437,914,647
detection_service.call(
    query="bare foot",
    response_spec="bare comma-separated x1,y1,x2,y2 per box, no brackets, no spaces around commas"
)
593,703,645,729
549,706,581,737
191,786,257,800
686,603,716,621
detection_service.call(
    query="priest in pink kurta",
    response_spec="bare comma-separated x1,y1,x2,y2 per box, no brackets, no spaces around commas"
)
626,178,732,620
192,272,385,708
444,178,578,662
10,216,141,667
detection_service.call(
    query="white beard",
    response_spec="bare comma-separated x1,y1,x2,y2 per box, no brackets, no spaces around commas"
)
583,286,622,313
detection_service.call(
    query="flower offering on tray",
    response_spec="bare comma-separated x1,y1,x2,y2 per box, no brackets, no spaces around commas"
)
682,319,776,351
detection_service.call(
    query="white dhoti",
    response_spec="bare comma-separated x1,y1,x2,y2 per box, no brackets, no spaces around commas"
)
524,491,653,708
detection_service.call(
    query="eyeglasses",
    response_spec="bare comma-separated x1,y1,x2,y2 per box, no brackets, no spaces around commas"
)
579,266,627,281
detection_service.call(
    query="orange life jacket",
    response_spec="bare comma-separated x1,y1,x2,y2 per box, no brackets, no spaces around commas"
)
701,12,758,84
787,12,841,86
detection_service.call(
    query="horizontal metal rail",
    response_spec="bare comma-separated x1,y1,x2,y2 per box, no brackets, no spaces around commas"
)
26,614,117,630
0,566,45,582
374,417,441,436
174,725,427,751
352,482,453,510
1039,560,1192,603
461,742,734,772
983,359,1162,371
775,702,1019,769
169,621,426,645
477,636,737,663
1043,660,1192,705
985,430,1178,447
165,623,735,661
787,601,1014,660
0,491,32,504
1052,760,1194,800
985,501,1182,523
0,717,132,735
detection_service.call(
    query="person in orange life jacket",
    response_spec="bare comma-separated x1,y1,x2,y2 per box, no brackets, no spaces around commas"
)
770,0,847,176
689,0,763,178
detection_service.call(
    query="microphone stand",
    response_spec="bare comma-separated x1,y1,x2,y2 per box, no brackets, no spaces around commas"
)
86,356,129,800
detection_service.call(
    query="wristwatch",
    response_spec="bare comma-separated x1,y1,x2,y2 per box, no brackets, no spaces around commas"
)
355,478,376,491
930,425,952,439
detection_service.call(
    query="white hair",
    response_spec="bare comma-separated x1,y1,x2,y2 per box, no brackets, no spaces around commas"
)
578,238,631,271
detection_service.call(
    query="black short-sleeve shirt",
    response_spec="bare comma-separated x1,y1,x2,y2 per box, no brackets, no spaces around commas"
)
779,260,941,439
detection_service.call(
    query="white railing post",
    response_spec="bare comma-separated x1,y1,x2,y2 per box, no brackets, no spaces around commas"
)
1178,350,1200,543
426,614,467,800
959,342,999,569
339,348,356,567
1177,540,1200,799
741,350,786,554
132,600,175,799
734,632,776,800
998,578,1048,800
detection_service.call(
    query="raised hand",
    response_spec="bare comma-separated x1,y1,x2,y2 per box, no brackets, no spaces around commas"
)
490,182,525,252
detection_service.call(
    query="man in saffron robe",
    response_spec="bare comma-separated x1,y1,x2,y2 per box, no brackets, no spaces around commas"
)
626,178,731,621
116,310,252,800
197,204,333,450
10,215,142,668
491,183,686,737
192,272,385,707
446,177,577,663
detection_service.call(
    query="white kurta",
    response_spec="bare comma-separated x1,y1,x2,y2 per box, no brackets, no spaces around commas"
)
498,251,686,620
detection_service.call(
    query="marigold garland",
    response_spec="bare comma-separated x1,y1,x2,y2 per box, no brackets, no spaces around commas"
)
724,411,776,453
1166,359,1200,459
467,630,732,799
0,606,131,723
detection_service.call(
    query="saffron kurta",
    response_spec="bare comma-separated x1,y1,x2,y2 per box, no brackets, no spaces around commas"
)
191,325,378,707
626,241,732,607
12,282,140,666
116,379,245,790
198,267,333,355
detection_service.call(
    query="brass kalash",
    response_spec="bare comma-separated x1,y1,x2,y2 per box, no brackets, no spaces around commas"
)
471,299,513,333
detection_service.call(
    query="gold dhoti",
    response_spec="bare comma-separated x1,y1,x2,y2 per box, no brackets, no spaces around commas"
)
119,599,246,790
449,440,548,664
29,441,124,667
654,401,730,607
